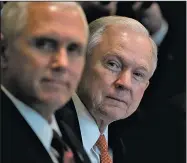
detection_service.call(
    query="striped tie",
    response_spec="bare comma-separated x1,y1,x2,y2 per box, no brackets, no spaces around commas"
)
51,130,75,163
96,135,113,163
51,130,63,163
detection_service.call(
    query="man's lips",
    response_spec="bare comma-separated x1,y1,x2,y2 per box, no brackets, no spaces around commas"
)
106,96,127,105
42,78,68,88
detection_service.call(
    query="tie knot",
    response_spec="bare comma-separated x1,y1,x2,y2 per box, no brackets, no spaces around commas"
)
96,135,113,163
96,135,108,152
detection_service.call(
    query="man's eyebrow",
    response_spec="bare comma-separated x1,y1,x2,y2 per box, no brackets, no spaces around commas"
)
135,66,149,72
28,34,85,46
27,34,59,42
105,51,150,72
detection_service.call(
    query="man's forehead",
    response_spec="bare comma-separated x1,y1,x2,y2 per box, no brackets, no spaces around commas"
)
28,2,78,10
26,2,85,31
104,25,146,38
92,26,153,72
23,2,87,42
101,25,151,53
27,2,80,17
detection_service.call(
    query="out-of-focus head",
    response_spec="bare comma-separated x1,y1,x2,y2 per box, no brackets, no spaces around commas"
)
1,2,88,116
78,16,157,124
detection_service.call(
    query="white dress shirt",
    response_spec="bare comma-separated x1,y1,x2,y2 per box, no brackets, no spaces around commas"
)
72,93,111,163
1,85,61,163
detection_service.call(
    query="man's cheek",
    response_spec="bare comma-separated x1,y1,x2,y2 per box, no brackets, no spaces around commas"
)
135,85,147,96
140,87,147,97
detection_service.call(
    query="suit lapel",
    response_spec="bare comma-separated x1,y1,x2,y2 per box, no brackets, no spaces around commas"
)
56,99,92,163
1,90,53,163
55,99,82,143
109,124,127,163
56,99,126,163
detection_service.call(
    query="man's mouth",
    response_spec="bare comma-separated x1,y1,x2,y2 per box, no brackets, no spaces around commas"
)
42,78,68,88
106,96,127,105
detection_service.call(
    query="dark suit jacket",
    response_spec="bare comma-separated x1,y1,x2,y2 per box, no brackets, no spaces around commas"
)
1,90,91,163
55,99,126,163
109,100,186,163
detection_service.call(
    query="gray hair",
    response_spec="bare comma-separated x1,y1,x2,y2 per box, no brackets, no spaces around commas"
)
1,2,88,43
87,16,158,75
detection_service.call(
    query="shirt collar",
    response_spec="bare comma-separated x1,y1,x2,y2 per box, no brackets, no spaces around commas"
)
72,93,108,153
1,85,61,152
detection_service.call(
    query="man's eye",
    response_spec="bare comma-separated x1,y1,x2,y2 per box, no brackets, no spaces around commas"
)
34,38,58,53
67,43,82,56
106,60,121,72
133,72,145,81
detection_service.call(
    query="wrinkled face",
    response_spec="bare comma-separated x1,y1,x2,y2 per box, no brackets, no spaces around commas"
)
3,3,88,110
79,25,154,123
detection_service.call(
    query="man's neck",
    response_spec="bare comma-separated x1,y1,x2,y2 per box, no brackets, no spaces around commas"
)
77,90,111,133
88,110,109,134
1,84,53,124
97,120,108,134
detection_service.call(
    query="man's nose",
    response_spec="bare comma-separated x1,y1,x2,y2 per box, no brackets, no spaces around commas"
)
114,70,132,91
52,48,69,70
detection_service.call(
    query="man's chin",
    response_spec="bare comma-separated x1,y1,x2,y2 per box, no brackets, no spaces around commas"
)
39,94,70,108
101,106,129,120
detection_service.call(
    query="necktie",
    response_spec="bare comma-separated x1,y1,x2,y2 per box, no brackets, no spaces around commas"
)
51,130,64,163
51,130,74,163
96,135,113,163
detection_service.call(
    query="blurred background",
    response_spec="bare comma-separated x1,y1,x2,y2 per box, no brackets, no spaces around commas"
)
1,1,186,163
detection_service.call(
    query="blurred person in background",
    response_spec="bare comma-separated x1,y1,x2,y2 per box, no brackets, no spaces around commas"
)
79,1,168,46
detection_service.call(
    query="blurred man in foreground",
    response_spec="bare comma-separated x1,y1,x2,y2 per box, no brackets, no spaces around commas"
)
1,2,91,163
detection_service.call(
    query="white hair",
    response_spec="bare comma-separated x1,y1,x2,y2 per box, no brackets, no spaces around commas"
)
87,16,158,75
1,2,88,42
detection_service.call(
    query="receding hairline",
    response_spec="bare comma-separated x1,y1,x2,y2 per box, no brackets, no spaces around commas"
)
1,2,88,42
89,16,149,34
87,16,158,75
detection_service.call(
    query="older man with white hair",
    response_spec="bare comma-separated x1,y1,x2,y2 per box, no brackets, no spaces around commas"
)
1,2,91,163
56,16,158,163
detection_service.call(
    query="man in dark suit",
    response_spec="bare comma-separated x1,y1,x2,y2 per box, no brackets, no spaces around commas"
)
56,16,158,163
1,2,91,163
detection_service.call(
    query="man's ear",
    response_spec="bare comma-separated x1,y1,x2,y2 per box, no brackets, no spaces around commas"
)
1,33,8,69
